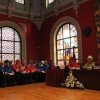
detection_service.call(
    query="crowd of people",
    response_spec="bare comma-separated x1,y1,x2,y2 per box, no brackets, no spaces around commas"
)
0,55,95,88
0,59,55,88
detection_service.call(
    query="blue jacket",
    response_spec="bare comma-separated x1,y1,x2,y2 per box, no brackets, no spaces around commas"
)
48,64,55,69
37,65,43,71
3,65,13,73
0,66,3,70
0,66,3,74
43,64,49,71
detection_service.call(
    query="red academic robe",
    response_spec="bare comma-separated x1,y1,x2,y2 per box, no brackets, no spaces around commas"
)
68,62,78,68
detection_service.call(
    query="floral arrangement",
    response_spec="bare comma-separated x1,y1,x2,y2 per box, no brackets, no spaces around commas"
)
61,70,85,89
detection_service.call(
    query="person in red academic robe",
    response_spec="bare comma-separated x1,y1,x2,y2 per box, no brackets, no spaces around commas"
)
27,60,38,83
13,60,21,72
20,60,30,84
67,57,78,69
13,59,22,85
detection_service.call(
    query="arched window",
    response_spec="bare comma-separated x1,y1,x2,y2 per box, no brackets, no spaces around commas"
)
56,23,78,65
0,27,21,61
46,0,54,8
49,0,54,4
16,0,24,4
50,17,82,65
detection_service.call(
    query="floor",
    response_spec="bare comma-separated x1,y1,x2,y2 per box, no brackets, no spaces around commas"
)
0,82,100,100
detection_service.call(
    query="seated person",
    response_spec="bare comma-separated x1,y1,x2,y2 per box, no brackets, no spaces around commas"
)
0,61,4,72
67,57,78,69
13,60,22,85
83,55,95,69
20,60,30,84
43,60,49,71
48,60,55,69
28,60,38,72
3,60,15,86
27,60,38,83
36,61,44,82
0,61,5,87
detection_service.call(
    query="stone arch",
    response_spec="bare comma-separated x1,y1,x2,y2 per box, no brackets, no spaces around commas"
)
50,16,82,64
0,20,26,60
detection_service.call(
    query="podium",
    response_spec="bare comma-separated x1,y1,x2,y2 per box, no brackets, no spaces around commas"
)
46,69,65,87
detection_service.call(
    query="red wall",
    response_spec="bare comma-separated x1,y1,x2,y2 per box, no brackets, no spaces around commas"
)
0,0,97,64
0,14,40,63
40,0,97,64
27,21,40,61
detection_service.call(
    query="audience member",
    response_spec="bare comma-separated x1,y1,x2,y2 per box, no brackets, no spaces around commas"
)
3,60,15,86
27,60,38,83
0,61,5,87
13,59,22,85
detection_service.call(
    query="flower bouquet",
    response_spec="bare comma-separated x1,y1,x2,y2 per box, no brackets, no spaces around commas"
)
61,70,85,89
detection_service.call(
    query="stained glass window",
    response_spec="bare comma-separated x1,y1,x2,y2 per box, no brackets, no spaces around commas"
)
0,27,21,62
49,0,54,4
16,0,24,4
56,23,78,65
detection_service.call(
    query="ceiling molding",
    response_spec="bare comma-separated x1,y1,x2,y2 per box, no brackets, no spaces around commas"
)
0,0,88,21
33,21,43,30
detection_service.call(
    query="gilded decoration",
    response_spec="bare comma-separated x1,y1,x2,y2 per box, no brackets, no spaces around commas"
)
93,0,100,60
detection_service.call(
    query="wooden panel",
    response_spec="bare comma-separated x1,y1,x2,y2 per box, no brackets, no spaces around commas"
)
71,69,100,90
46,69,65,87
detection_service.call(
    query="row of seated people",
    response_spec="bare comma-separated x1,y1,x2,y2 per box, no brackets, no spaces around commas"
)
0,59,56,87
0,55,94,87
66,55,95,69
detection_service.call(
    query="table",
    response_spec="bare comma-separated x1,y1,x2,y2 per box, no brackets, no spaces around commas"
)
46,69,100,91
71,69,100,90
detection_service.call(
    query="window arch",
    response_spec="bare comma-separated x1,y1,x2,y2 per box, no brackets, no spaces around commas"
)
49,0,54,4
50,16,83,66
46,0,55,8
16,0,25,4
0,21,26,62
0,27,21,61
56,23,78,65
